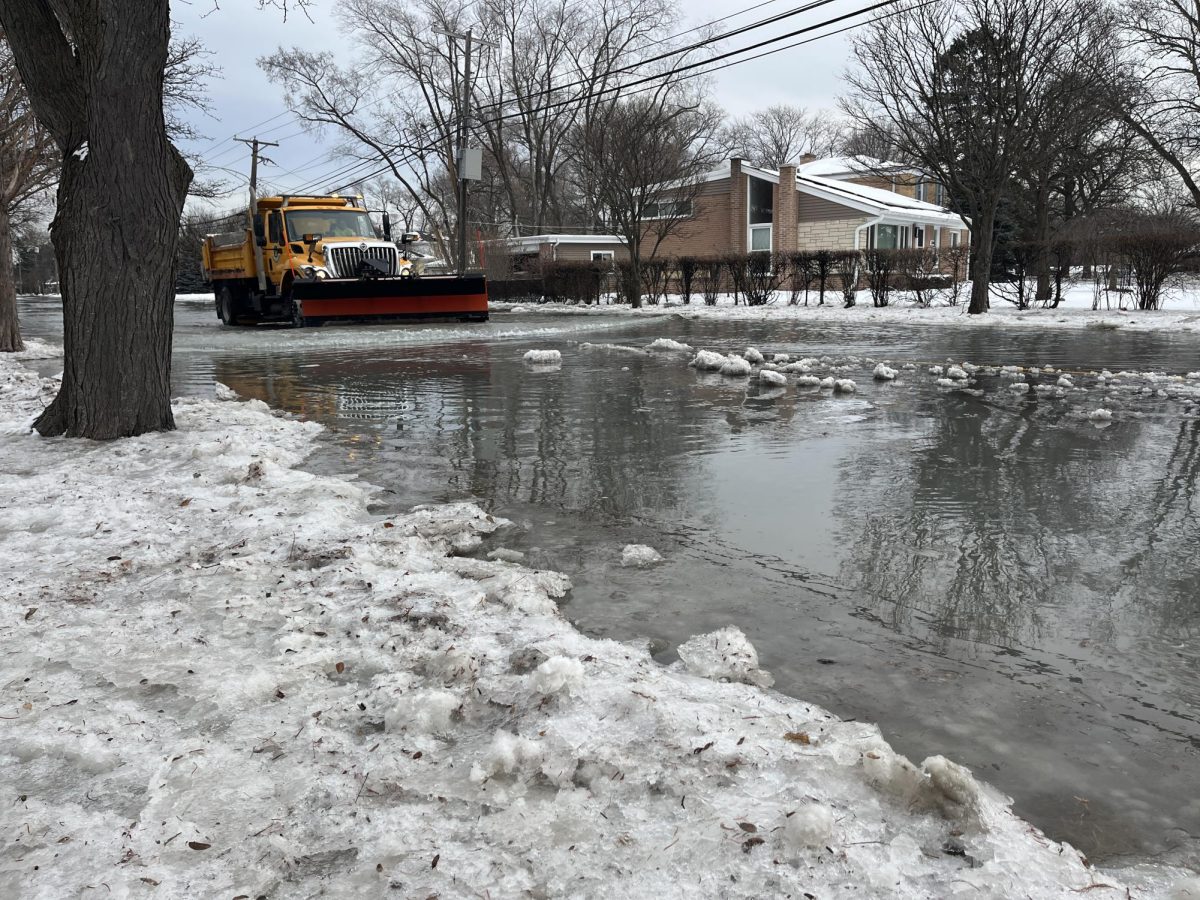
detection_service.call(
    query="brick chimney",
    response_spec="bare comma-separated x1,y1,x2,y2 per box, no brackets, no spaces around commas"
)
729,157,745,252
776,164,798,253
797,153,818,165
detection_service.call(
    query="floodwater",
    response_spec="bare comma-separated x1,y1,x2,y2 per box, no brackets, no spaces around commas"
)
17,295,1200,869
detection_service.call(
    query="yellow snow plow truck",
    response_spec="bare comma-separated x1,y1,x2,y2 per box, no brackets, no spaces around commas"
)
200,195,488,326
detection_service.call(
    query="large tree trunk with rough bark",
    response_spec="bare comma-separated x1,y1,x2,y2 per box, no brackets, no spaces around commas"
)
968,209,995,315
0,202,21,352
0,1,192,438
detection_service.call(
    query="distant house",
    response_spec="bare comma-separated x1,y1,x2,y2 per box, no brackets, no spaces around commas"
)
505,233,629,266
644,156,970,260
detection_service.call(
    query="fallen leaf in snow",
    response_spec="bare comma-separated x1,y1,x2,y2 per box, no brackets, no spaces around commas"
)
431,854,440,869
785,732,811,745
335,661,345,674
24,607,36,620
187,841,211,851
742,836,765,853
180,498,192,507
738,822,758,833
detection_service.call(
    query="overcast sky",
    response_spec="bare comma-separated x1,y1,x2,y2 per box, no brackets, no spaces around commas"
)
173,0,861,212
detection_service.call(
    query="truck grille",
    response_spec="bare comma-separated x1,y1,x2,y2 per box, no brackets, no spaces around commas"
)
326,245,398,278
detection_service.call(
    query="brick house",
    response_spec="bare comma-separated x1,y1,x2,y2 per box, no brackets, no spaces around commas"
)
643,156,970,259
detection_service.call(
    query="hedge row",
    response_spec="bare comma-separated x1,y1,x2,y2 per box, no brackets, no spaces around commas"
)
489,246,972,307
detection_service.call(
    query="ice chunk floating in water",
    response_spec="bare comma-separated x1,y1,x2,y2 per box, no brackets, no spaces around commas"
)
621,543,663,567
523,348,562,364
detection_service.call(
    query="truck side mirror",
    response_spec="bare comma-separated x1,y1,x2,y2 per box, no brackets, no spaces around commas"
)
401,231,421,244
381,212,392,241
252,214,266,248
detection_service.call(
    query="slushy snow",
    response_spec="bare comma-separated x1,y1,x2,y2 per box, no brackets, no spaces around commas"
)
873,363,897,381
647,337,692,352
523,348,562,364
0,352,1189,899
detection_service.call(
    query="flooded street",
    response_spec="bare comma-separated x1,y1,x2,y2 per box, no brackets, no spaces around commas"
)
19,294,1200,868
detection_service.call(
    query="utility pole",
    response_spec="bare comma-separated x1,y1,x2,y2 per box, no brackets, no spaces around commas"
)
234,136,279,293
434,27,496,275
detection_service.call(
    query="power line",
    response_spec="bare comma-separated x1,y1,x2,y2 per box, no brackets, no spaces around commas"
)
192,0,822,184
192,0,909,224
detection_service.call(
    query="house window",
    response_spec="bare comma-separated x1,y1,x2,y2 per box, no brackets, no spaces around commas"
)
950,231,960,247
750,225,772,252
872,224,899,249
644,199,693,220
913,225,924,248
591,250,614,262
748,175,774,252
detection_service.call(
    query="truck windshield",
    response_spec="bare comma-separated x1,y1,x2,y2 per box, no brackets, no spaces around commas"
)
285,210,378,240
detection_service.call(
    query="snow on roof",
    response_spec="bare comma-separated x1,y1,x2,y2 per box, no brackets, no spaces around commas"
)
507,233,625,250
796,173,967,228
794,155,918,179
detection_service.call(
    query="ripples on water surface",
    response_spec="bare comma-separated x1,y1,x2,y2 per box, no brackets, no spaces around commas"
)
18,295,1200,868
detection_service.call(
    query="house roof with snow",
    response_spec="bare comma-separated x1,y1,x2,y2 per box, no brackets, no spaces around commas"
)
506,233,625,252
796,173,967,229
794,155,920,180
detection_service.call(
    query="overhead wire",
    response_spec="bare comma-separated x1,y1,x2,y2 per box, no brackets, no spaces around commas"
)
194,0,914,222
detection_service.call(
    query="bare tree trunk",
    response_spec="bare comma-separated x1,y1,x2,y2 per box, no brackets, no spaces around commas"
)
1034,182,1052,305
968,209,995,315
0,0,192,438
0,201,22,352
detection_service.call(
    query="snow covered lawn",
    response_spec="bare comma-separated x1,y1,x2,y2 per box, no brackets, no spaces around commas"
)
0,353,1192,898
492,282,1200,335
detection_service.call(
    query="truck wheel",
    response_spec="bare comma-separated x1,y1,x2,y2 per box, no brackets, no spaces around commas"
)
288,293,305,328
217,287,236,326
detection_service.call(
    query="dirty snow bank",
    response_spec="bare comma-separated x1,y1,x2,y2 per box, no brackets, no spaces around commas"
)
0,356,1186,899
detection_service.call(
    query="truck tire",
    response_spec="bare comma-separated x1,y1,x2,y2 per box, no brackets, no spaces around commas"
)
287,292,305,328
217,287,237,326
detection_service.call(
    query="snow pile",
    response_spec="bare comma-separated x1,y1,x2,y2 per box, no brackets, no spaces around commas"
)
872,363,897,381
773,353,790,363
1011,382,1032,394
675,626,774,689
819,376,836,389
743,347,765,364
531,656,586,697
1057,375,1075,389
647,338,692,352
0,354,1188,899
757,369,787,386
12,337,62,360
1089,408,1114,422
719,356,753,377
945,365,968,380
690,350,728,371
929,365,944,376
523,348,562,364
833,379,857,394
620,543,664,567
795,374,822,387
213,381,239,401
